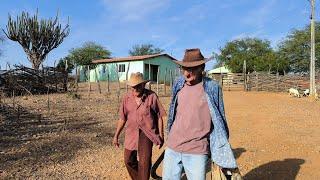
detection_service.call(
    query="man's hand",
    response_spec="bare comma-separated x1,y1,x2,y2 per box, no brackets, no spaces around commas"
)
113,119,126,148
157,136,164,149
157,116,164,149
113,136,120,148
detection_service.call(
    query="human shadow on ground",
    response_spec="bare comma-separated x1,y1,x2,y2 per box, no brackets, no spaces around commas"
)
243,158,305,180
233,147,246,159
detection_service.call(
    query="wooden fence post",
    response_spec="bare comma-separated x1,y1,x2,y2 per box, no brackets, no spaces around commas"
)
75,65,79,92
106,66,110,93
47,86,50,115
276,72,279,92
256,72,259,91
116,65,121,107
65,59,68,89
243,60,247,91
247,72,250,91
169,69,173,94
126,63,131,92
54,60,58,92
157,67,160,95
115,64,121,92
228,75,230,91
164,68,167,95
95,68,101,94
149,61,151,81
87,66,91,95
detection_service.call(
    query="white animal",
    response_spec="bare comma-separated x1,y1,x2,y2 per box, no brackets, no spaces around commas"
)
289,88,301,98
303,89,310,97
304,88,319,98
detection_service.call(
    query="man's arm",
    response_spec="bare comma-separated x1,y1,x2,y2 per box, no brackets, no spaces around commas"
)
113,119,126,148
158,116,164,149
217,85,229,138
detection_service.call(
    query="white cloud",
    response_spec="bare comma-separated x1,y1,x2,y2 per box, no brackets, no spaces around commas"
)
167,2,210,28
151,34,161,39
218,1,243,9
242,0,277,29
102,0,170,21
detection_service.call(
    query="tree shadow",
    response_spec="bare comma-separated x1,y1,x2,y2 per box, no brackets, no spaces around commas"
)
243,158,305,180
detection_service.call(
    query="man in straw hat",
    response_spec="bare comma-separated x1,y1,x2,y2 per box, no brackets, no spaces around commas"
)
162,49,239,179
113,72,166,180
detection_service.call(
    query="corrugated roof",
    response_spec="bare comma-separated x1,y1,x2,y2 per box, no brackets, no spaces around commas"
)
92,54,177,64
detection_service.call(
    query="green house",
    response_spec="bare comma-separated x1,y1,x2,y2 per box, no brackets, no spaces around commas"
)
79,54,179,83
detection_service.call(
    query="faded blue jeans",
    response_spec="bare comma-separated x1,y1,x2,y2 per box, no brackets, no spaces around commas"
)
162,148,208,180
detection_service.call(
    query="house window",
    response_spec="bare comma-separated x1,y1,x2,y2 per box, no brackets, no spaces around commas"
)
118,64,125,72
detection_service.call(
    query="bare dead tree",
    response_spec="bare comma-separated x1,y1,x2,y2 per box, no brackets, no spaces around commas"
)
2,10,70,69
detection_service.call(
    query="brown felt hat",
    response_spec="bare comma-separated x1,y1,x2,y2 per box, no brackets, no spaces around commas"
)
127,72,149,87
174,48,208,67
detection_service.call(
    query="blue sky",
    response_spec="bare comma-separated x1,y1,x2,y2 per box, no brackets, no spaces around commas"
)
0,0,314,69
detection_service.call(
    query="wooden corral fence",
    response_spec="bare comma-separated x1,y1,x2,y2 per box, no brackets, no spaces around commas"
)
247,72,320,92
84,65,181,97
210,72,320,93
210,73,246,91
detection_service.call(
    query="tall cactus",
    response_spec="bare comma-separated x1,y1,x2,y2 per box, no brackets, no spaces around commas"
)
2,11,70,69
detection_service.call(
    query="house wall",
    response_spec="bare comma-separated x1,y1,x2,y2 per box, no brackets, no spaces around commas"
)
97,61,144,82
143,56,179,84
79,56,179,84
79,61,144,82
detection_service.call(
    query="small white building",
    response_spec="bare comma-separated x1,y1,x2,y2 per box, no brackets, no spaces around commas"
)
79,54,179,84
207,66,231,75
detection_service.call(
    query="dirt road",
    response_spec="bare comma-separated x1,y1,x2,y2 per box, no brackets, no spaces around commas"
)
1,87,319,179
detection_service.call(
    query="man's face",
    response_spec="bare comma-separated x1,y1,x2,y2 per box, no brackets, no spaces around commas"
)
181,65,203,85
131,83,145,97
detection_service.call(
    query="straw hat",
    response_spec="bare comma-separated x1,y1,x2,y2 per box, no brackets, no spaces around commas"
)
127,72,149,87
174,48,209,67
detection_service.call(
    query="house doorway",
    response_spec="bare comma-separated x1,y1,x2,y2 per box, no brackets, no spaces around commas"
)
144,64,159,82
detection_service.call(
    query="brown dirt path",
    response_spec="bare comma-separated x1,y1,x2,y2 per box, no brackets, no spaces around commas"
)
225,91,320,180
1,86,319,179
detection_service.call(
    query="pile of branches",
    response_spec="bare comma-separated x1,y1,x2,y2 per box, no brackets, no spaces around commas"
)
0,65,68,96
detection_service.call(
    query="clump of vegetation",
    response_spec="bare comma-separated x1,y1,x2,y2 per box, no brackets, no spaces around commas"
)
67,91,81,99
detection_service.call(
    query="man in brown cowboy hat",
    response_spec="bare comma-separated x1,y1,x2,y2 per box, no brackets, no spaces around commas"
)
162,49,239,180
113,72,166,180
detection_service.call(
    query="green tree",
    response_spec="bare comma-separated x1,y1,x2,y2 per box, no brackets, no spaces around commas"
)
218,38,288,74
129,44,164,56
68,42,111,68
2,11,69,69
277,22,320,73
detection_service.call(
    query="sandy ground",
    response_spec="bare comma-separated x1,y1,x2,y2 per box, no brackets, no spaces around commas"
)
0,83,319,179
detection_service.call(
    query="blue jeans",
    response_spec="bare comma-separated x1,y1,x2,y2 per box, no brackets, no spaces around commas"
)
162,148,209,180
